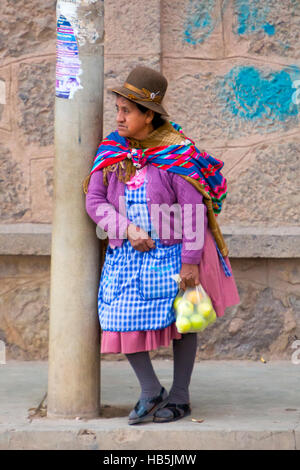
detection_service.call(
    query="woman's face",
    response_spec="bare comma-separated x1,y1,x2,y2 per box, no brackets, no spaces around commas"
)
115,95,154,140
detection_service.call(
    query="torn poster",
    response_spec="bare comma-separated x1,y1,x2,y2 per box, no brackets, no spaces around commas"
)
56,13,83,99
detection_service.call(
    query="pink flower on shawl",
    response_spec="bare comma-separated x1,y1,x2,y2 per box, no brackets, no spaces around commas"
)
125,165,148,190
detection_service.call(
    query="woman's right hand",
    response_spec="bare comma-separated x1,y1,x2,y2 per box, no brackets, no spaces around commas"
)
126,223,156,252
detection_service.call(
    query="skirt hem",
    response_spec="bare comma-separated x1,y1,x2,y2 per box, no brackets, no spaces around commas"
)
100,321,182,354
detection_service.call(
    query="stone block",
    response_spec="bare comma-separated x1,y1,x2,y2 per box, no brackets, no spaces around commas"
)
105,0,160,56
194,257,300,361
0,253,50,279
30,158,54,223
0,65,11,132
0,256,50,360
221,139,300,227
268,259,300,329
0,0,56,59
223,0,300,61
221,226,300,258
0,145,30,222
162,0,225,58
16,59,56,147
227,258,268,288
0,224,52,256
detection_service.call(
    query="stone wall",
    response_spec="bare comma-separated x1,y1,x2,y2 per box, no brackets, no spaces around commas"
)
0,0,299,361
0,0,56,225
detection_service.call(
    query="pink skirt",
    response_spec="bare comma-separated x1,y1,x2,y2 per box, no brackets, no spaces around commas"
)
101,226,240,354
101,322,182,354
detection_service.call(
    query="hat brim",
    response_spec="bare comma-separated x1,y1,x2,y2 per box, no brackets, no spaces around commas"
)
108,86,169,117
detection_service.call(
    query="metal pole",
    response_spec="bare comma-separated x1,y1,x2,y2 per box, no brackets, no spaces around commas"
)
47,0,104,419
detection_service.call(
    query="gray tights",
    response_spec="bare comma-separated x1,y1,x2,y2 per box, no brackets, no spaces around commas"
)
125,332,198,404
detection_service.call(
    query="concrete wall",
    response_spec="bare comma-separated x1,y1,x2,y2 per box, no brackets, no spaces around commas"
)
0,0,299,360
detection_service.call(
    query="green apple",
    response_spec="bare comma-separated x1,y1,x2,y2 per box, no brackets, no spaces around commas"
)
176,299,194,317
173,296,183,310
190,314,207,330
176,316,192,333
206,310,217,325
197,301,213,318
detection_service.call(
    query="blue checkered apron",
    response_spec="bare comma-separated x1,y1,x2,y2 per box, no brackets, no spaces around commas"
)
97,177,182,332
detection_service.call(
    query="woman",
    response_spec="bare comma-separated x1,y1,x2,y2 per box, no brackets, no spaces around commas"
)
84,66,240,425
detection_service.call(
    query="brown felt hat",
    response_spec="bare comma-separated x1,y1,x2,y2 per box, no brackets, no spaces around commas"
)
108,66,169,116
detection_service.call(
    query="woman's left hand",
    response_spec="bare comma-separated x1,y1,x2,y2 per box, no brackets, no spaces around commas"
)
179,263,200,291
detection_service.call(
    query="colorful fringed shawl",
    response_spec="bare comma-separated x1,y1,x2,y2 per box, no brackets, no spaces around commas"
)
89,122,227,215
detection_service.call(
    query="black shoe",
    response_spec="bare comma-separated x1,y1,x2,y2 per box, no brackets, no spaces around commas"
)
153,402,191,423
128,387,169,425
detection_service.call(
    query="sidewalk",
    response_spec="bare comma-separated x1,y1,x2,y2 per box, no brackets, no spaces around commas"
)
0,359,299,450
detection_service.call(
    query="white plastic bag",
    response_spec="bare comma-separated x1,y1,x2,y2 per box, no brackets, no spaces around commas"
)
172,276,217,334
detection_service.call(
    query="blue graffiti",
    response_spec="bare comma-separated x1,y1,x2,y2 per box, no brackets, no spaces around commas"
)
235,0,275,36
183,0,216,45
219,65,299,122
263,23,275,35
183,0,298,49
183,0,279,45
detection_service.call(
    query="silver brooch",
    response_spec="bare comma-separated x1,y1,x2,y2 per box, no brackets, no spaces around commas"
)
150,91,160,100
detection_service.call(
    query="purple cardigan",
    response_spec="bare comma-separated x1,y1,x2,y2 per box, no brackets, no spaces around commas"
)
85,164,208,264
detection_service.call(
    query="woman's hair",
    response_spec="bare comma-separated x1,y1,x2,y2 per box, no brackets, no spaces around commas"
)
135,102,166,130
